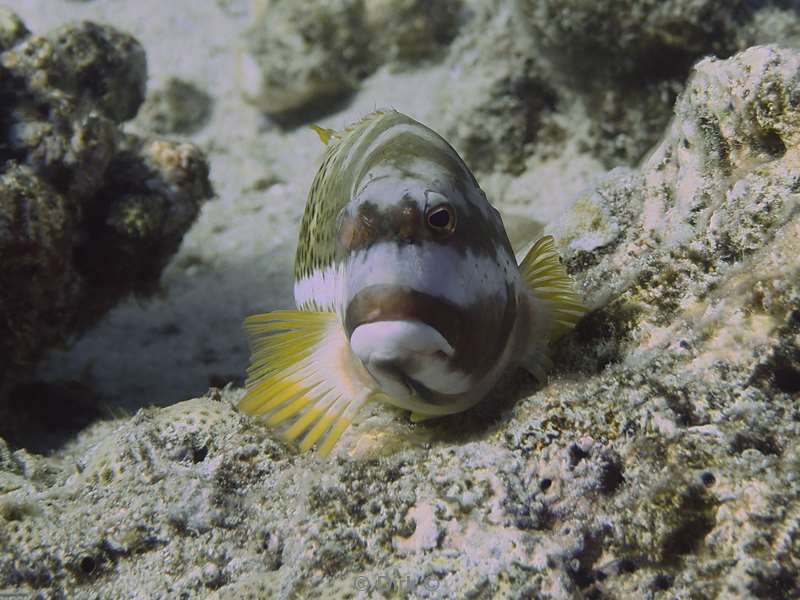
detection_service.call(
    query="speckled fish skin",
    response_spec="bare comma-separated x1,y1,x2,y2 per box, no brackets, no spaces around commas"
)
294,110,547,415
241,109,585,455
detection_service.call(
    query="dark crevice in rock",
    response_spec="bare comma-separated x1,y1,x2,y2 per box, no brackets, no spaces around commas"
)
566,530,608,590
750,309,800,395
659,486,718,566
0,380,104,453
597,453,625,494
729,430,781,456
748,565,799,600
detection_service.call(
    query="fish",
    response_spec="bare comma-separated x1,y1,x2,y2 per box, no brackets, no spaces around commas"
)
239,109,587,456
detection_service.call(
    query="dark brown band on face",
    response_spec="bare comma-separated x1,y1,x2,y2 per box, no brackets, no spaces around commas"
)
345,284,464,351
346,281,519,386
452,282,517,380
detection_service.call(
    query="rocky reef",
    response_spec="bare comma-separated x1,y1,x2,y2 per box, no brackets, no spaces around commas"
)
437,0,800,177
239,0,462,118
137,77,214,135
0,14,213,393
0,1,798,599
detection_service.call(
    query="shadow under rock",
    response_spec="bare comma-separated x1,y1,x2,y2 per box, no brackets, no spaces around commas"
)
32,253,294,426
550,301,643,376
0,380,107,454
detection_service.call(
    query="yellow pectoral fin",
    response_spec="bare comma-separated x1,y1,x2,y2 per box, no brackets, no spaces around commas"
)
519,235,589,340
240,309,374,457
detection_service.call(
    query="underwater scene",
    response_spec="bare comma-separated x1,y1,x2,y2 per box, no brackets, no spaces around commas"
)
0,0,798,598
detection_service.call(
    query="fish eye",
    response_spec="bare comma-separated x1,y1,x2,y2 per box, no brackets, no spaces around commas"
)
426,204,456,235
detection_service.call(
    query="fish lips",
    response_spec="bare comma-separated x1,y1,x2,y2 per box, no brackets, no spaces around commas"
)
344,284,464,356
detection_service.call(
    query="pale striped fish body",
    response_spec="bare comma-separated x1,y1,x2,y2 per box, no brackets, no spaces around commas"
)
240,110,586,456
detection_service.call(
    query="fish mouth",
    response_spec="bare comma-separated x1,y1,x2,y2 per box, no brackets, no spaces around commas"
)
344,284,463,350
345,285,468,398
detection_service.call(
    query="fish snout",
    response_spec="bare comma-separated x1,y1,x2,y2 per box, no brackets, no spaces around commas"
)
344,285,470,397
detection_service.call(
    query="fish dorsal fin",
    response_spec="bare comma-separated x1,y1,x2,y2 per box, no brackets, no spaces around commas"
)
240,310,374,457
309,110,390,146
518,236,588,339
309,124,337,145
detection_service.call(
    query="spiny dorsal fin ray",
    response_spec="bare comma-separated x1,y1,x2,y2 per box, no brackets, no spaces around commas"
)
309,110,389,147
309,124,337,145
519,235,588,340
240,310,373,457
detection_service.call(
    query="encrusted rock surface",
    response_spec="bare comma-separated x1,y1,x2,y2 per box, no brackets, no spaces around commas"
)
136,77,214,135
0,15,213,391
239,0,462,117
0,39,797,599
436,0,800,176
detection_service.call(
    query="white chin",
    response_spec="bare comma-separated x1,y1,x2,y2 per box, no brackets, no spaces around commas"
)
349,321,470,396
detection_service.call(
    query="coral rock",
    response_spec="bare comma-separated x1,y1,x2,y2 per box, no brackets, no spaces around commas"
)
0,14,212,390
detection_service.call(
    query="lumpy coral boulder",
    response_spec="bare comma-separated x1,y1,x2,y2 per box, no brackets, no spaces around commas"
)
441,0,800,175
239,0,462,118
136,77,213,135
0,14,213,390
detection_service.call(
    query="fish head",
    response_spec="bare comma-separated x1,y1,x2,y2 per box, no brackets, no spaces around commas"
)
339,154,520,411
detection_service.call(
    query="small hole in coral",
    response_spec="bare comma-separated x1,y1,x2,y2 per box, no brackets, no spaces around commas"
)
760,129,786,157
617,558,637,574
599,457,625,494
700,472,715,487
568,444,589,467
80,556,96,575
774,364,800,394
539,478,552,491
192,446,209,463
586,588,602,600
652,574,673,591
